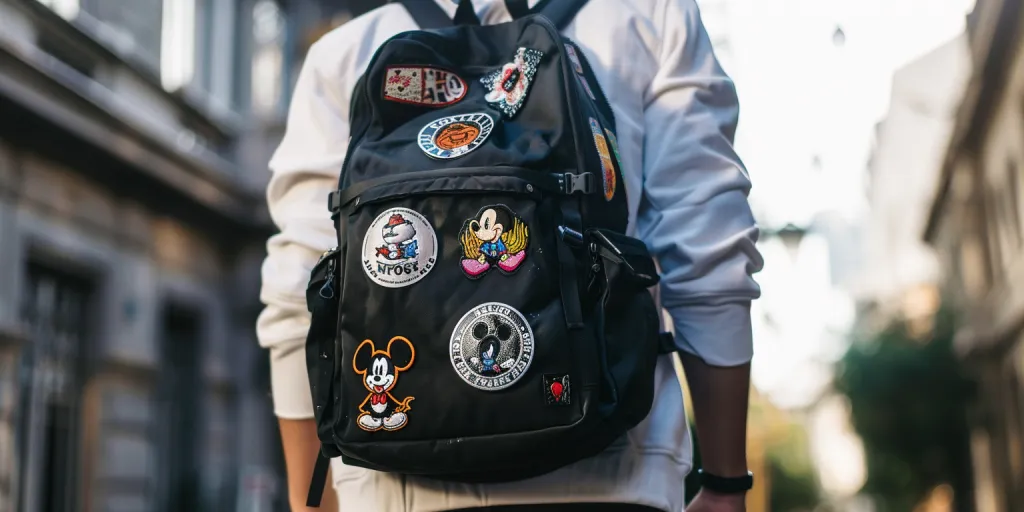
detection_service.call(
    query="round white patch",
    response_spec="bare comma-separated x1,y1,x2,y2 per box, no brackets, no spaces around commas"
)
361,208,438,288
418,112,494,160
449,302,535,391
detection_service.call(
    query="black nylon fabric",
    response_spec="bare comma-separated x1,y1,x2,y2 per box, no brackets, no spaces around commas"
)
305,14,662,483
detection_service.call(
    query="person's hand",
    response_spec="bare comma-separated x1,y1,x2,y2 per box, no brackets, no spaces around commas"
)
686,489,746,512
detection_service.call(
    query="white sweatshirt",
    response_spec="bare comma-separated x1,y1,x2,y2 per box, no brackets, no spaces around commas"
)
257,0,763,510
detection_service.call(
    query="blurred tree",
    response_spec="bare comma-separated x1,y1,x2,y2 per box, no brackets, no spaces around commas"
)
834,307,975,511
766,423,821,511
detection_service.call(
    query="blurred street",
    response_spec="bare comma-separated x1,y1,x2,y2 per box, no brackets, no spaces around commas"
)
0,0,1019,510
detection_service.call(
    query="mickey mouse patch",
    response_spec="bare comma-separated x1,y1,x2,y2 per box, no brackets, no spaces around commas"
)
383,66,467,106
589,118,617,201
481,48,543,118
450,303,535,391
458,205,529,278
353,336,416,432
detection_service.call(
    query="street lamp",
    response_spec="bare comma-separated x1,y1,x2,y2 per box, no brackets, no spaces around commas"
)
763,223,810,262
832,25,846,47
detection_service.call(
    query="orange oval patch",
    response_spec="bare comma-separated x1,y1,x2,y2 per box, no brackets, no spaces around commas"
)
418,113,494,160
434,123,481,151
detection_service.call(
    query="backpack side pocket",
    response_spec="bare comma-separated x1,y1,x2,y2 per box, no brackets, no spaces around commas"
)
306,247,342,455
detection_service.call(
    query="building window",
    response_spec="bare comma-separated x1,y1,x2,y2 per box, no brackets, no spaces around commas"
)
986,161,1024,277
1008,160,1023,248
156,305,204,512
193,0,238,112
160,0,196,91
251,0,287,117
80,0,165,72
983,185,1005,277
34,0,80,19
1003,354,1024,509
15,263,93,512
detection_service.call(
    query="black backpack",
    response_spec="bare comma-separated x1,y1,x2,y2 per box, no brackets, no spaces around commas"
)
303,0,675,505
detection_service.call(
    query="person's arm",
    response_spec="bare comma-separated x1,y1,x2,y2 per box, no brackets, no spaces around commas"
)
256,33,354,511
636,0,764,500
279,419,339,511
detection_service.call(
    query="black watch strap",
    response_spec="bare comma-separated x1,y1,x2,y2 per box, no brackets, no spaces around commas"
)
697,469,754,494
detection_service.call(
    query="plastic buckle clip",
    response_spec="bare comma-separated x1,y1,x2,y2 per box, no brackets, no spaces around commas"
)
559,172,595,195
328,191,341,212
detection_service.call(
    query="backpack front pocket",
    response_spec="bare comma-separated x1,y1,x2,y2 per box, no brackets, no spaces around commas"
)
329,168,600,463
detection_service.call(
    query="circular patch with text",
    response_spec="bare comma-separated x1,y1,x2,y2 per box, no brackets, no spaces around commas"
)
361,208,438,288
418,113,494,159
450,302,535,391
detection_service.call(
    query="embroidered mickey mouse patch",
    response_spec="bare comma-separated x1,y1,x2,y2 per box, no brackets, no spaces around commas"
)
589,118,617,201
481,47,543,118
353,336,416,432
450,303,535,391
458,205,529,279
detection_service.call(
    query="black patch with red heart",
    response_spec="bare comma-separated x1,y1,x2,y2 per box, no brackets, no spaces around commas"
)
543,374,571,406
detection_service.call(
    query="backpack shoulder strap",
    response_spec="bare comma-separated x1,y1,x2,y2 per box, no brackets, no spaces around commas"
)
395,1,451,29
394,0,482,30
530,0,589,30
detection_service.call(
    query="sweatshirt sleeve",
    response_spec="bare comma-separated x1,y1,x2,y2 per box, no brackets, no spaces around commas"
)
256,38,352,419
636,0,764,367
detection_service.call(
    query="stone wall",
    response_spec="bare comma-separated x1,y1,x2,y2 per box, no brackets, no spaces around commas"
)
0,138,277,512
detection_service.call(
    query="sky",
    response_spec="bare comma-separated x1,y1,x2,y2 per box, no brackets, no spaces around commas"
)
694,0,977,411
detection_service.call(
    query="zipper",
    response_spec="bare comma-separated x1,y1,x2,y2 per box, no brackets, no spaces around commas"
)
319,256,336,300
335,165,560,213
316,246,338,265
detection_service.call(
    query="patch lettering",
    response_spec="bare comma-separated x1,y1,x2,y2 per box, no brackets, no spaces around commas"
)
604,128,625,175
565,44,584,74
589,118,617,201
361,208,438,288
450,303,535,391
458,204,529,278
418,113,494,159
353,336,416,432
383,66,467,106
577,74,597,100
481,48,543,118
543,374,571,406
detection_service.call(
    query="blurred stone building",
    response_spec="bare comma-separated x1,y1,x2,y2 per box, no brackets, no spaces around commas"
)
0,0,375,510
857,34,970,336
924,0,1024,510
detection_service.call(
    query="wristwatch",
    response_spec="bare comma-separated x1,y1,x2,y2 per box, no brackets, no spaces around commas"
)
697,469,754,494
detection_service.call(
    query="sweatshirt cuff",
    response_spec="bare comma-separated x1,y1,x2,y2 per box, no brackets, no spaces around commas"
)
668,301,753,367
269,339,316,420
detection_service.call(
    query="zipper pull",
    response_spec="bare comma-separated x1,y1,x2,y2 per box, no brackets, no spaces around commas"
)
316,246,338,265
319,259,336,300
